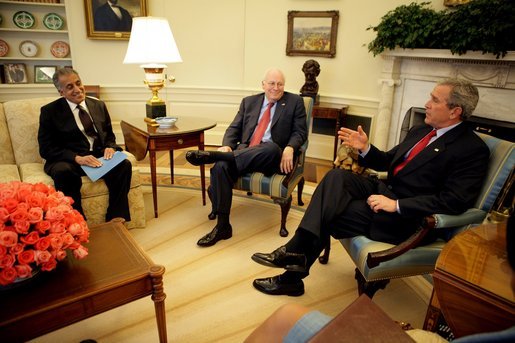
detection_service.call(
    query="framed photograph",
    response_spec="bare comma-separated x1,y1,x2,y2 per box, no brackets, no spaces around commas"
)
34,66,57,84
3,63,28,84
84,0,147,40
286,10,339,58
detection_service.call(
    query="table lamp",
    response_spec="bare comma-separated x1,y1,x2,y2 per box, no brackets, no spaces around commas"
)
123,17,182,120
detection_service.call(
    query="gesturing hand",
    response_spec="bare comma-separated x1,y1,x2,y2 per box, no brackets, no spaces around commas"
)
338,125,369,151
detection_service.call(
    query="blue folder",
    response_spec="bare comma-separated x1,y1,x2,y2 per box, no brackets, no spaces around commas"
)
81,151,128,182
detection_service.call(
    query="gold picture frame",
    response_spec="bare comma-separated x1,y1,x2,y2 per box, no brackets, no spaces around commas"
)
286,10,339,58
84,0,147,40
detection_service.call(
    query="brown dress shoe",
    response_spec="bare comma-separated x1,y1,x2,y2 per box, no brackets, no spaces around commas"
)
197,224,232,247
251,246,307,272
253,275,304,296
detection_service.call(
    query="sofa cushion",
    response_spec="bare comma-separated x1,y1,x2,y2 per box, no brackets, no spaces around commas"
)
3,97,58,165
0,165,20,183
0,104,16,165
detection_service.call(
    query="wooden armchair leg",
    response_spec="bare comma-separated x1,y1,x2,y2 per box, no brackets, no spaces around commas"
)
355,269,390,298
276,196,292,237
318,241,331,264
297,177,305,206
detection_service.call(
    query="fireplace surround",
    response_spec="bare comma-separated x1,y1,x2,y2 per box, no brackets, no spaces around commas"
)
375,49,515,150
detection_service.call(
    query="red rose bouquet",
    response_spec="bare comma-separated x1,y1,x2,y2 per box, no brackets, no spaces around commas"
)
0,181,90,286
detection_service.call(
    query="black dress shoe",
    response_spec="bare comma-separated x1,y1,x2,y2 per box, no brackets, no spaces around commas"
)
186,150,216,166
253,275,304,296
251,246,307,272
197,224,232,247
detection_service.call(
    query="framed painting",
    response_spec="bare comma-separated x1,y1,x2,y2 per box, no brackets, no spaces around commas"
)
3,63,28,84
286,10,339,58
34,66,57,84
84,0,147,40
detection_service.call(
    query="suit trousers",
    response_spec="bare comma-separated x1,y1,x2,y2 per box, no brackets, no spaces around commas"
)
209,142,282,216
45,159,132,221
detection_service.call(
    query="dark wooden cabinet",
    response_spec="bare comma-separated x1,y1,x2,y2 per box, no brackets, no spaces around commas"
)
312,102,348,161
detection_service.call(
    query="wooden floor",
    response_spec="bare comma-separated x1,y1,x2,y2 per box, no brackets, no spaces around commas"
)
31,148,431,342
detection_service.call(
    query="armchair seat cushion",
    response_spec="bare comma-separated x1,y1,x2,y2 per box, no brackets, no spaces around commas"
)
235,171,304,199
341,236,446,281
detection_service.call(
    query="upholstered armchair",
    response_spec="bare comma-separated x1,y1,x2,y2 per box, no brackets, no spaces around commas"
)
233,97,314,237
319,130,514,298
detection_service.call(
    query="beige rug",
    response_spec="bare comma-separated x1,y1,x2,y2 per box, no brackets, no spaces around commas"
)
32,186,429,343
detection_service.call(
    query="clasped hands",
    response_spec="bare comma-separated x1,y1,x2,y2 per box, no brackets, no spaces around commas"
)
75,147,115,168
338,125,396,213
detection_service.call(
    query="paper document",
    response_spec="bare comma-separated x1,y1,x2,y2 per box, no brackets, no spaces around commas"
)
81,151,128,182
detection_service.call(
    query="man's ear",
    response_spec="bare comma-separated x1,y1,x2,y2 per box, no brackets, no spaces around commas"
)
450,106,463,120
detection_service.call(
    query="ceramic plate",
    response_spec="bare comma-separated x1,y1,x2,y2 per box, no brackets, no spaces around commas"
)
43,13,64,30
19,40,39,57
13,11,35,29
0,39,9,57
50,41,69,58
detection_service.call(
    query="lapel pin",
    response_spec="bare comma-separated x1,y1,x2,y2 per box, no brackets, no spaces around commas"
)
434,148,439,152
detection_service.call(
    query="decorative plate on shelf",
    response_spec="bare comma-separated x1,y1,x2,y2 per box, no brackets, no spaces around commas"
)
43,13,64,30
0,39,9,57
50,41,69,58
19,40,39,57
13,11,35,29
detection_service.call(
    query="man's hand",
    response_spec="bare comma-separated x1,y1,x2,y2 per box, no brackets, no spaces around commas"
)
280,146,294,174
75,154,102,168
338,125,369,151
103,147,115,160
218,146,233,153
367,194,397,213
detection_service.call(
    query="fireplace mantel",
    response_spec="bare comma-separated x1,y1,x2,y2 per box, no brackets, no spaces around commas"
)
374,49,515,149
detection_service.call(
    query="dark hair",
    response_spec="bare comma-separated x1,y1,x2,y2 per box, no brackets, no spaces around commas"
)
438,79,479,121
52,68,80,91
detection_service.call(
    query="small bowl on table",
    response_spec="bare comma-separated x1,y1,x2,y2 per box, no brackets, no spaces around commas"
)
155,117,178,128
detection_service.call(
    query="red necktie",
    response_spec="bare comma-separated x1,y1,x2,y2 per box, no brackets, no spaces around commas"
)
250,102,274,147
393,129,437,175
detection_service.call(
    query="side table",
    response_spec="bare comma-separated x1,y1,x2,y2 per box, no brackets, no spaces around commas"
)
0,219,167,343
428,221,514,338
312,102,348,162
121,117,216,218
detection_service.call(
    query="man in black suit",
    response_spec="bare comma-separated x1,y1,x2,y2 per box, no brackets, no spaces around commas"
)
186,68,308,247
38,68,132,222
94,0,132,32
251,79,490,296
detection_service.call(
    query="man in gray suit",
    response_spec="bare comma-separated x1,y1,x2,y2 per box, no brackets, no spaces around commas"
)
186,68,308,247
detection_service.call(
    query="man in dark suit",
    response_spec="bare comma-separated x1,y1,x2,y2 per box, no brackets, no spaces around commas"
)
186,68,308,247
38,68,132,222
94,0,132,32
251,79,490,296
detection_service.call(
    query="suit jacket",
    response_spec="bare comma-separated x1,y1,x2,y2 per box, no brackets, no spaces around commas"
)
360,123,489,219
94,3,132,31
38,97,122,169
222,92,307,152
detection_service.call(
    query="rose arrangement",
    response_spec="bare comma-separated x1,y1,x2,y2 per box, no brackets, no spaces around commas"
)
0,181,90,286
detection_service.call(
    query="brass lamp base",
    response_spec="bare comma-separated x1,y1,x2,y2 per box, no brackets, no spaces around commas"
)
146,102,166,119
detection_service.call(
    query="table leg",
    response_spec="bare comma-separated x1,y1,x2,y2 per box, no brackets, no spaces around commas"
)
150,151,159,218
149,265,167,343
199,133,206,206
169,150,174,184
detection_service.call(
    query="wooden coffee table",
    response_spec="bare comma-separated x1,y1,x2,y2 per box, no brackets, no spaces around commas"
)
0,220,167,343
121,117,217,218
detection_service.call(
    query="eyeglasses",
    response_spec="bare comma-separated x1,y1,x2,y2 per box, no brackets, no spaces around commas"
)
265,81,284,88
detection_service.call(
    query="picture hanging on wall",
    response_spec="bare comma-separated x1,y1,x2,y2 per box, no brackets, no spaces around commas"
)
84,0,147,40
286,10,339,58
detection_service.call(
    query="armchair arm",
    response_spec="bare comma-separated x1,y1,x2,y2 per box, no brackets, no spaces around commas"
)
281,143,306,187
365,208,487,268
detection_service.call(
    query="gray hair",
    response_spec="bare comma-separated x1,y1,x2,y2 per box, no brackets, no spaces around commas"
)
438,79,479,120
52,68,80,91
262,68,285,83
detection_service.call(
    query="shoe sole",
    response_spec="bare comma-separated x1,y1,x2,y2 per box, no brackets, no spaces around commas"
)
253,282,305,296
251,255,307,272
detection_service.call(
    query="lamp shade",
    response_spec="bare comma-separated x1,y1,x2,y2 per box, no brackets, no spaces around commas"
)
123,17,182,65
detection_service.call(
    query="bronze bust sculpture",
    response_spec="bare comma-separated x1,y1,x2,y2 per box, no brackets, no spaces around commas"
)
300,59,320,104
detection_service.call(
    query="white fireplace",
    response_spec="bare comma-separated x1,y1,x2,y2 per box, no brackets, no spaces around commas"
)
375,49,515,150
